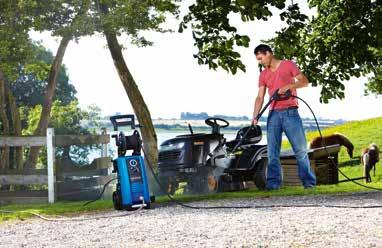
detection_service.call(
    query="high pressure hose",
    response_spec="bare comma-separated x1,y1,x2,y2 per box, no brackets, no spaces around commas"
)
291,93,382,191
142,89,382,210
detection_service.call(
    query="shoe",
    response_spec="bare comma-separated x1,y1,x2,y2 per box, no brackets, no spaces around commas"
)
304,185,316,190
265,187,280,191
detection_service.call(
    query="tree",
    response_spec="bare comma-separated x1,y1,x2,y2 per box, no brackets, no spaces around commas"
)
0,39,77,169
95,0,180,172
180,0,286,74
23,100,102,167
0,0,36,169
180,0,382,102
23,0,95,168
3,0,180,172
11,45,77,109
267,0,382,102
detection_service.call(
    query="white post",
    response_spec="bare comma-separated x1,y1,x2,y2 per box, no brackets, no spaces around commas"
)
101,128,108,157
47,128,55,204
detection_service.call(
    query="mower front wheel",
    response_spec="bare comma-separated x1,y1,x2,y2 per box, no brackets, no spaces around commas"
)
187,167,219,194
158,175,179,195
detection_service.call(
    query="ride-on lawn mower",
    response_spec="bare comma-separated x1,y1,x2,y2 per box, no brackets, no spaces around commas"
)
158,118,267,194
157,90,294,194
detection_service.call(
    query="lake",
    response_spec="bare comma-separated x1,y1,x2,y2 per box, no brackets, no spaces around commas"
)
87,129,271,162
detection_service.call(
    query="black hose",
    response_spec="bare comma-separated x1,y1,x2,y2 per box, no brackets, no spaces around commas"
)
78,92,382,210
292,95,382,191
143,148,382,209
143,91,382,209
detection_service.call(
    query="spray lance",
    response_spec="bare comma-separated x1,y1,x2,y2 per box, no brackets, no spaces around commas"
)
230,89,291,153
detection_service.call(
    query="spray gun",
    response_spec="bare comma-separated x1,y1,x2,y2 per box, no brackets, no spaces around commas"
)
255,89,292,122
230,89,292,153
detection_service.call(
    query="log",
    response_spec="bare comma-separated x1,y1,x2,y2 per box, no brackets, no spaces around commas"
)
56,175,114,194
0,190,48,204
56,157,112,174
0,136,46,147
0,169,47,175
0,174,48,185
54,134,110,146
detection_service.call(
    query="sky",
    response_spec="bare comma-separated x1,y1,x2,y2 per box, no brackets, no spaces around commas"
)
29,1,381,121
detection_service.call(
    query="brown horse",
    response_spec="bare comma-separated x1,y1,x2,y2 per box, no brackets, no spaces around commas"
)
361,143,380,183
309,132,354,158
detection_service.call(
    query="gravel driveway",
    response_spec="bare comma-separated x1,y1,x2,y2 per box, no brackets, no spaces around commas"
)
1,191,382,248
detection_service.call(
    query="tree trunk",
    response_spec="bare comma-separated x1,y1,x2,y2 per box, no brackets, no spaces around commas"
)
24,35,71,169
98,2,158,171
4,78,23,169
0,70,10,169
103,32,158,170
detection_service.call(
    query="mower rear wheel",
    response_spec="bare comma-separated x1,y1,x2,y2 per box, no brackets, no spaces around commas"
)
253,157,268,190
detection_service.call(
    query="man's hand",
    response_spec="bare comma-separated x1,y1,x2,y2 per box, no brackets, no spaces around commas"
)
278,84,293,94
252,117,258,126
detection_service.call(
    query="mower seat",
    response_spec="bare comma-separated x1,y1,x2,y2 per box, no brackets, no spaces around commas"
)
226,125,262,149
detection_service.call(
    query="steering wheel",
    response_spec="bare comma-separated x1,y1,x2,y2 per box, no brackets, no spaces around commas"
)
205,117,229,134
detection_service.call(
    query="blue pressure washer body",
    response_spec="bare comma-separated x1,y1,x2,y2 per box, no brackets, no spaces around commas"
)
110,115,154,211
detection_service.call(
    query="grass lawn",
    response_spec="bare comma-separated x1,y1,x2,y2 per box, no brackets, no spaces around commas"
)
1,117,381,222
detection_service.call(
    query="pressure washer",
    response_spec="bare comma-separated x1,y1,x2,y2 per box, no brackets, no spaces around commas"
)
109,114,154,210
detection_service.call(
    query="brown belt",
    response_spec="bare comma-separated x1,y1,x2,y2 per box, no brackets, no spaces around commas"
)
271,106,298,112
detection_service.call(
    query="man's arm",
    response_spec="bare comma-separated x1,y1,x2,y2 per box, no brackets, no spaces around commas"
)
252,86,266,125
279,72,309,94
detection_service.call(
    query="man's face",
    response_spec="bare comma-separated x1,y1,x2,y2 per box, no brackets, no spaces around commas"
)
255,51,272,68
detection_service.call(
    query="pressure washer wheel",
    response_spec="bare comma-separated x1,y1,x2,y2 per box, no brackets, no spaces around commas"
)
112,190,123,210
144,195,156,209
253,157,268,190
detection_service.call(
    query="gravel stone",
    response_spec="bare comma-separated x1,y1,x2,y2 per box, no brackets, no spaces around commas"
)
1,191,381,248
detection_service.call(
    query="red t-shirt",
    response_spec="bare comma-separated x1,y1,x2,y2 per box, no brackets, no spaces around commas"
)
259,60,300,110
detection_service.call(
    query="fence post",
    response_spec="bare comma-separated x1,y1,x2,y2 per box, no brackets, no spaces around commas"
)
101,128,108,157
47,128,55,204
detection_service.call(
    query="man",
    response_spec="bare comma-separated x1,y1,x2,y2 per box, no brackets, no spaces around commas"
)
252,44,316,190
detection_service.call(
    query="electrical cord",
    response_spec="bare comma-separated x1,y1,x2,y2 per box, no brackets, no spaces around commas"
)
0,177,136,221
83,177,118,207
0,201,144,222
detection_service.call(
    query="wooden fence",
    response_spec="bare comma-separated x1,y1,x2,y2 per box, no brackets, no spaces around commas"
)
0,128,112,204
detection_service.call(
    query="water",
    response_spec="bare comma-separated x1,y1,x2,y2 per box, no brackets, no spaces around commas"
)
87,130,268,161
157,131,237,145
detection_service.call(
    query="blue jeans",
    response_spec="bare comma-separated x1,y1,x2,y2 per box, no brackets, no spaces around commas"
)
266,108,316,189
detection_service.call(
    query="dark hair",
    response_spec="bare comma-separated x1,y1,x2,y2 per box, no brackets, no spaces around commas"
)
254,44,273,55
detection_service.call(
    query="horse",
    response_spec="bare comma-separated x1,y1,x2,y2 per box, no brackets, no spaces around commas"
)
309,132,354,158
361,143,380,183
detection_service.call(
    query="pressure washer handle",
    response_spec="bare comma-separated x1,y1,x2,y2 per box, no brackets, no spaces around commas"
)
110,114,141,131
